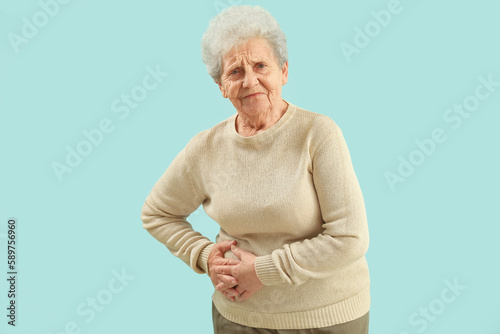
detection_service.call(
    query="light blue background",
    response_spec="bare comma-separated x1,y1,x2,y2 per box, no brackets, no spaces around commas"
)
1,0,499,333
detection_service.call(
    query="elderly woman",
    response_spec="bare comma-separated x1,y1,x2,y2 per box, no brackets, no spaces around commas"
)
141,5,370,333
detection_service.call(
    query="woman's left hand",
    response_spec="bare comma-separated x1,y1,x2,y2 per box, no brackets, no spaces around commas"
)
213,245,264,302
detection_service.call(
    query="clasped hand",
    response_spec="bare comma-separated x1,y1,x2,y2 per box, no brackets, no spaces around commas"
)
207,240,263,302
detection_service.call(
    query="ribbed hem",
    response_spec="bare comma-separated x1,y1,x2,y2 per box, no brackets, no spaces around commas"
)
213,286,370,330
255,254,284,286
197,243,214,274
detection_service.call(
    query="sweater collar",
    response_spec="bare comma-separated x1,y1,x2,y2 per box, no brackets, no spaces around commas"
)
228,100,296,145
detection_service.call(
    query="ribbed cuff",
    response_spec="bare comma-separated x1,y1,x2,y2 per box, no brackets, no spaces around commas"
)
197,243,214,274
255,254,285,286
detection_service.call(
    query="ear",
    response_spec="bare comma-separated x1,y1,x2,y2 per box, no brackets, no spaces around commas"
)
281,61,289,86
216,80,228,99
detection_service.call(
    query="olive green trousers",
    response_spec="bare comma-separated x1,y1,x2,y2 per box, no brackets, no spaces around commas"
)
212,303,369,334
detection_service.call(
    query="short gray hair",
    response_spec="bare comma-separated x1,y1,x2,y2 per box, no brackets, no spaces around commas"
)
201,5,288,82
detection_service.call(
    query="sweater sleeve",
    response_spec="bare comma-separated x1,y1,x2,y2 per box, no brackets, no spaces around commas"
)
254,122,369,286
141,145,214,274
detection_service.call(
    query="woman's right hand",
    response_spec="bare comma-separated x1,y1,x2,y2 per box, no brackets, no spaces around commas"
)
207,240,241,301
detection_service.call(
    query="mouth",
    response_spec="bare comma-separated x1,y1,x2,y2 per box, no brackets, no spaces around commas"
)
243,92,264,99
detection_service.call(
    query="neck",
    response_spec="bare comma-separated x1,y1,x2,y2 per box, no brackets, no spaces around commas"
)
236,100,288,137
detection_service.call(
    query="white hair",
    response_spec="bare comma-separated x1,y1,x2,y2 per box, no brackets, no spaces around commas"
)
201,5,288,82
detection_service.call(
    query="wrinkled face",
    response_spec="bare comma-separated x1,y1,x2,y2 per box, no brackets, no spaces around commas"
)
217,38,288,116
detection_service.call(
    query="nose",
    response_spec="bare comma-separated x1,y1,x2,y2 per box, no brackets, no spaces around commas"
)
242,69,258,88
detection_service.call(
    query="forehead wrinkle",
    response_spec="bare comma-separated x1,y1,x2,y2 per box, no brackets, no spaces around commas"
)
226,51,259,68
224,47,274,69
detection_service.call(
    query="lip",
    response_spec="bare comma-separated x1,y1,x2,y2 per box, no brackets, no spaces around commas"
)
243,92,264,99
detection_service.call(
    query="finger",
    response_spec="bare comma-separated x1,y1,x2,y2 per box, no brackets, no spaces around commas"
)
217,274,238,286
224,287,239,297
234,285,244,295
208,256,239,275
216,282,233,291
212,265,233,276
216,240,237,253
215,282,227,291
230,244,249,260
215,281,237,292
221,287,239,298
211,258,240,266
221,290,235,302
216,282,239,297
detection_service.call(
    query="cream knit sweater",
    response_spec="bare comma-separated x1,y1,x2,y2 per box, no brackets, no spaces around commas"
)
141,101,370,330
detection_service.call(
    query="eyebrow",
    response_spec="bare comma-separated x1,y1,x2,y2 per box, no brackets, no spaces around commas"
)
225,58,267,71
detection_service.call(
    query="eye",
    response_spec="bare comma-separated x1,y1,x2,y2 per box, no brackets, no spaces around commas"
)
230,69,239,75
257,63,265,69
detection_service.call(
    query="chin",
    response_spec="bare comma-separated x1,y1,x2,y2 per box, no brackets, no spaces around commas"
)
244,104,269,115
240,99,269,113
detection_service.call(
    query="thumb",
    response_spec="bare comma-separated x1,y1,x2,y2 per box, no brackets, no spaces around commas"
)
223,240,237,247
230,245,244,259
217,240,237,252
